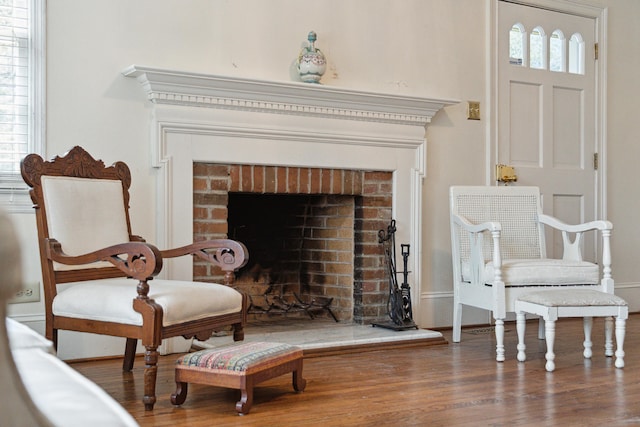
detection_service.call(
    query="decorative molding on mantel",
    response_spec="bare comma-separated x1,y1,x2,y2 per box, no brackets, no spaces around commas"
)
122,65,458,127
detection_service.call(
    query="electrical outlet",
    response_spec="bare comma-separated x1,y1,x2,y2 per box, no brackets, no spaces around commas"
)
9,283,41,304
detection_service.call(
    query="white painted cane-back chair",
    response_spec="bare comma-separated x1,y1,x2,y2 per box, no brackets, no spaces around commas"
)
449,186,613,361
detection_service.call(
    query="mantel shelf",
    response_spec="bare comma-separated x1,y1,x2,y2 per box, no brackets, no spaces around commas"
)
122,65,458,127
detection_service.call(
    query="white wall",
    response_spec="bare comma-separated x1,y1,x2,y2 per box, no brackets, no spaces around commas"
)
6,0,640,359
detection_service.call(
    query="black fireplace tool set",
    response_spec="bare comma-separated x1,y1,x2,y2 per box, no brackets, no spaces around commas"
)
373,219,418,331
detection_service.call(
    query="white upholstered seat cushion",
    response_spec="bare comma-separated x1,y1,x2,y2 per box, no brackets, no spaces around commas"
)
517,289,627,307
462,258,600,287
54,278,243,327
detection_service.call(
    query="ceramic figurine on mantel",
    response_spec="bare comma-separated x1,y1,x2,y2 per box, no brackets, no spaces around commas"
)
296,31,326,84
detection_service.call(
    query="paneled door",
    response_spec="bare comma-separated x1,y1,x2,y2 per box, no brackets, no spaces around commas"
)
497,0,598,260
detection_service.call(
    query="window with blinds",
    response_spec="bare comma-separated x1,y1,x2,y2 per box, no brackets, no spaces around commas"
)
0,0,43,211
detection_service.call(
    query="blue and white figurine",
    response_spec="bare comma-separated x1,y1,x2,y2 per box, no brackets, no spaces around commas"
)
296,31,326,83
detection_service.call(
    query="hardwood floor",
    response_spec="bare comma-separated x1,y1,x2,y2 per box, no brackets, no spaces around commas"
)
69,314,640,426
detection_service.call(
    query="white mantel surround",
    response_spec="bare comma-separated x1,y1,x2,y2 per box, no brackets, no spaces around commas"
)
123,65,458,327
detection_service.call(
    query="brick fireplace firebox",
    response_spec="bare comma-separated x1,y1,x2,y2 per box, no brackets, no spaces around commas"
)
194,163,393,324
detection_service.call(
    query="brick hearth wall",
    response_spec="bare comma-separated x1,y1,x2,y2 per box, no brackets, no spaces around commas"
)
193,163,393,324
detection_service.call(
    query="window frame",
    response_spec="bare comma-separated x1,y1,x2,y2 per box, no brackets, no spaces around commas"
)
0,0,45,213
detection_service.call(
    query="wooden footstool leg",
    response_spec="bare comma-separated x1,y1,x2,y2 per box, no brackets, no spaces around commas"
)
293,360,307,392
171,381,188,405
236,377,254,415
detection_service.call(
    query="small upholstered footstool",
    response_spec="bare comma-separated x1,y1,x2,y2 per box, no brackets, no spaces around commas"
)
171,341,306,415
515,289,628,372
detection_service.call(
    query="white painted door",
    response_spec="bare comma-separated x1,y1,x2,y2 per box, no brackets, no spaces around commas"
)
497,0,598,260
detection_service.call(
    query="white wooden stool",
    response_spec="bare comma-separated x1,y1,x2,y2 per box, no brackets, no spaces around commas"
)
515,289,628,372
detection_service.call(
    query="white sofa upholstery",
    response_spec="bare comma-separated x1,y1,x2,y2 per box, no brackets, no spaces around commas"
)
7,318,139,427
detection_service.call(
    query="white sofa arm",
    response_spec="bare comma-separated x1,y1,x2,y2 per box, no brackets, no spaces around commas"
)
13,348,139,427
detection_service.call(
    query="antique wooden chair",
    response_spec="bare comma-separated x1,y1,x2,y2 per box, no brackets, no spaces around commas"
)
20,146,249,410
449,186,613,361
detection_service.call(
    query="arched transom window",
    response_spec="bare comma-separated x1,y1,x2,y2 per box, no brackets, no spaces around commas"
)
509,22,585,75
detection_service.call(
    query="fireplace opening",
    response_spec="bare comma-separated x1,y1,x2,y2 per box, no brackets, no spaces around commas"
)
228,193,354,322
193,163,394,325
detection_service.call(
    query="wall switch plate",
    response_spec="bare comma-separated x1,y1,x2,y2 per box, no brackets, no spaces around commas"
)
9,283,41,304
467,101,480,120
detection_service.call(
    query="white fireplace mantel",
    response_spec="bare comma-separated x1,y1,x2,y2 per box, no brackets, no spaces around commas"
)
123,64,457,328
122,65,457,127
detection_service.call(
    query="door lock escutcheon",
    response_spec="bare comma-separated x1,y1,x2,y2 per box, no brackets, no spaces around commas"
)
496,164,517,183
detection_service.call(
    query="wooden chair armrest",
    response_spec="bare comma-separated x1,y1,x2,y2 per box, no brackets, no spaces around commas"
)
160,239,248,272
46,238,162,281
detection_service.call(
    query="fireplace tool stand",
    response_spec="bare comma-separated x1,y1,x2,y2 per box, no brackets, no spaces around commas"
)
372,219,418,331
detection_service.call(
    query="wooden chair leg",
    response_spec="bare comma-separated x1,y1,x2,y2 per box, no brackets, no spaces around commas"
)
516,311,527,362
142,347,159,411
615,317,626,368
170,382,188,405
123,338,137,371
544,319,556,372
582,317,593,359
233,323,244,342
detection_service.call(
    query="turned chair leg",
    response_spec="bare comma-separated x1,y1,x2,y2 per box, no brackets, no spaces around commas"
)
142,347,159,410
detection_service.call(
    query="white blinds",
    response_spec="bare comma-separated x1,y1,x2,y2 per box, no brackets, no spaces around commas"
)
0,0,29,177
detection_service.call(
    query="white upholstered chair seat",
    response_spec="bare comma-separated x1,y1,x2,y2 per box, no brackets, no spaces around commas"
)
55,278,243,327
462,258,600,287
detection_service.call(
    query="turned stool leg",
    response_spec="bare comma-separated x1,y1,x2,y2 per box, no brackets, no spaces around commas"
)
495,318,505,362
516,311,527,362
615,317,626,369
604,316,614,357
582,316,593,359
544,319,556,372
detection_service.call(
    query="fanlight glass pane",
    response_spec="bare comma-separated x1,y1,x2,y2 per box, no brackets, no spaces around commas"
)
529,27,546,69
569,33,585,74
550,30,565,72
509,23,525,66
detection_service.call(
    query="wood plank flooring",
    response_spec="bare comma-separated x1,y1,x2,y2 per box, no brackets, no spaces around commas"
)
69,315,640,426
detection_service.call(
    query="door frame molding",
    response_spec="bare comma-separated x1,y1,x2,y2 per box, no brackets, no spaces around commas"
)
488,0,608,219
